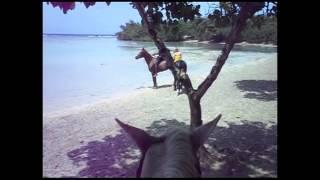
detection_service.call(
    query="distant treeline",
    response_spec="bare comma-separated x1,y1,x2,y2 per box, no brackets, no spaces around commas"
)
116,16,277,44
44,34,116,37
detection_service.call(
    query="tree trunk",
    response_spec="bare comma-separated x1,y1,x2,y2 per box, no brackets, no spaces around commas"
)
134,2,175,70
182,2,264,129
188,95,202,129
134,2,176,87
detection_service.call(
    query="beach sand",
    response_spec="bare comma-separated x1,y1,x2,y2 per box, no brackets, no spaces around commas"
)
183,40,277,48
43,54,277,177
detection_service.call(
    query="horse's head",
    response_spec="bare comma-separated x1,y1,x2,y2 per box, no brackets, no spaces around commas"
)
115,114,221,178
135,48,146,60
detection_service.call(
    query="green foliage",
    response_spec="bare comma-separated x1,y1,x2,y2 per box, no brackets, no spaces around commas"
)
117,15,277,44
240,16,277,44
49,2,276,44
48,2,111,14
116,20,151,41
133,2,202,24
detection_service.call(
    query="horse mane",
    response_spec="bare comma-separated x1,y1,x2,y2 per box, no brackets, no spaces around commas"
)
141,48,153,59
161,129,201,177
137,128,201,177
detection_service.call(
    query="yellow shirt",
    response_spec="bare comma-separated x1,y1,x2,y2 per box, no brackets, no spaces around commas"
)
173,51,182,63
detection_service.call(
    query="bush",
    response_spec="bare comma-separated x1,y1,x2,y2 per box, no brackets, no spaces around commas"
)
116,16,277,44
240,16,277,44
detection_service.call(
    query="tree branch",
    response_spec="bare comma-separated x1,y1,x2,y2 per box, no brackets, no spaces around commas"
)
133,2,174,68
193,2,264,100
134,2,164,50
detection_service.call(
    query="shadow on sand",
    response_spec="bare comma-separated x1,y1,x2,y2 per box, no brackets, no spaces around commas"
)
67,118,277,177
136,84,173,90
234,80,277,101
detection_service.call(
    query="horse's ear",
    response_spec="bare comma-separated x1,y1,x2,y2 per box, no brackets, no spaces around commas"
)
191,114,222,151
115,118,160,153
142,47,145,50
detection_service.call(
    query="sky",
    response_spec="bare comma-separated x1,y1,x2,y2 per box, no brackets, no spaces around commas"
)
43,2,211,35
43,2,271,35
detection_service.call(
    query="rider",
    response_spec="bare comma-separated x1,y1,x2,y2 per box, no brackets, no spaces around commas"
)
152,48,167,77
173,47,187,73
172,47,187,93
173,47,182,67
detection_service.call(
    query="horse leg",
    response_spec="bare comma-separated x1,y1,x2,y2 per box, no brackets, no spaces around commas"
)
173,75,177,91
153,61,158,77
178,80,182,92
152,74,158,88
174,68,181,91
172,67,178,91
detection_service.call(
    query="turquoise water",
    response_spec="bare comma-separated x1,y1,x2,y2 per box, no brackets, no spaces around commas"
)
43,35,276,114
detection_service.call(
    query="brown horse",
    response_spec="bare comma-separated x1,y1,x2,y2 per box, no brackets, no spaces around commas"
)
135,48,176,89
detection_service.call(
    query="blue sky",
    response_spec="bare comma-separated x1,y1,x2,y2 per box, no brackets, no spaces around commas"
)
43,2,211,34
43,2,271,35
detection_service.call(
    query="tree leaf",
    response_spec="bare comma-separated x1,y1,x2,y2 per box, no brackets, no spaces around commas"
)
50,2,76,14
83,2,96,8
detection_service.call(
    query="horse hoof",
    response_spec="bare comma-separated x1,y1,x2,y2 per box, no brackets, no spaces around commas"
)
152,86,158,89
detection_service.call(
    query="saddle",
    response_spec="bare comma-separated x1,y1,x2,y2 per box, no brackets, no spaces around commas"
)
152,56,166,69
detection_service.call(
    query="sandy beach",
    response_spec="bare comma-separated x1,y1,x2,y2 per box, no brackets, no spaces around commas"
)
183,40,277,47
43,54,277,177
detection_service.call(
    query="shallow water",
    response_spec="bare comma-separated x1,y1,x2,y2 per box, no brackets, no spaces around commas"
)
43,35,276,114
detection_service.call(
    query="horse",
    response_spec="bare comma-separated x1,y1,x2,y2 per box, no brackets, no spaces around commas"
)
135,48,187,90
115,114,221,178
174,60,188,95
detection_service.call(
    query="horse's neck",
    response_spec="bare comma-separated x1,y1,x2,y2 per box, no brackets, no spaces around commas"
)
161,134,200,177
143,51,153,65
154,143,199,177
144,132,200,177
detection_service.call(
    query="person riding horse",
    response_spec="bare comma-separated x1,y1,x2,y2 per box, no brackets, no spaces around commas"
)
152,48,168,77
136,47,187,90
172,47,187,94
153,47,186,76
173,48,186,70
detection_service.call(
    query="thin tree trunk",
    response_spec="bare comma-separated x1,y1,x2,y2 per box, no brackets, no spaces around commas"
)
185,3,264,129
134,2,174,69
189,96,202,129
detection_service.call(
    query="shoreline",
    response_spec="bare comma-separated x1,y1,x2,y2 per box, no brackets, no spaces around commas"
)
43,38,275,117
43,88,151,119
116,38,277,48
182,40,277,48
43,53,275,119
45,35,277,48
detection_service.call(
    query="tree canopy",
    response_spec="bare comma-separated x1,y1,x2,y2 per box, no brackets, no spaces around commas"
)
116,16,277,44
48,2,276,24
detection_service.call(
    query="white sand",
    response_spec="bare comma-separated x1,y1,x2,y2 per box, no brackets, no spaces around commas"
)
183,40,277,48
43,54,277,177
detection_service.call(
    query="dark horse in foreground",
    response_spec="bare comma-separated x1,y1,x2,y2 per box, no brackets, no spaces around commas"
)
115,114,222,177
135,48,187,91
